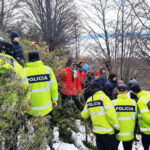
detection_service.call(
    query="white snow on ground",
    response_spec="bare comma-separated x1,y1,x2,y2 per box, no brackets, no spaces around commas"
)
53,142,79,150
48,120,144,150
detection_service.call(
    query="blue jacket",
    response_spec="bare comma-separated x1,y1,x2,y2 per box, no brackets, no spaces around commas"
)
99,77,107,88
103,80,117,100
93,79,102,89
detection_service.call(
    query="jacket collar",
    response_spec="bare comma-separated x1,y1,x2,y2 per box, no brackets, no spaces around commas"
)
117,94,129,99
95,91,105,95
25,60,44,68
137,90,147,99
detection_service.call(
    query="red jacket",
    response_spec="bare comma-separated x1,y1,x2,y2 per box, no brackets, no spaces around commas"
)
80,70,86,83
57,67,82,96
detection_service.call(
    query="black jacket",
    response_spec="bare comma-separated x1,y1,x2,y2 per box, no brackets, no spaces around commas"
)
103,80,117,100
11,42,25,65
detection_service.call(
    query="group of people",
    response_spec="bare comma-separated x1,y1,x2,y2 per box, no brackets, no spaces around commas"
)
0,31,150,150
53,56,150,150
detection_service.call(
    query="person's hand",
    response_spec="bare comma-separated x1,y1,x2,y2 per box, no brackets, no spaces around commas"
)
114,129,120,135
53,103,58,108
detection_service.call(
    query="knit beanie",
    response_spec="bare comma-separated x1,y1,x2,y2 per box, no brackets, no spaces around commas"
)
11,31,19,41
66,57,75,67
130,83,141,93
90,81,101,94
128,79,138,89
117,84,128,92
28,50,40,62
109,73,116,80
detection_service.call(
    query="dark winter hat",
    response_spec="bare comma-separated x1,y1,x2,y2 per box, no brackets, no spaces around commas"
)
117,84,128,92
90,82,101,94
109,73,117,80
66,56,75,67
28,50,40,62
128,79,138,89
10,31,19,40
130,83,141,93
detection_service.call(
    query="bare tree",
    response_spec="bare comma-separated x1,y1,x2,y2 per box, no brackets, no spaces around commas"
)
81,0,143,83
23,0,80,51
127,0,150,64
0,0,23,30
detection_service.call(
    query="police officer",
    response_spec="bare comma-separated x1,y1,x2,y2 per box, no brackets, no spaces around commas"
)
24,50,58,148
113,84,137,150
131,84,150,150
0,38,30,149
0,38,29,98
81,82,120,150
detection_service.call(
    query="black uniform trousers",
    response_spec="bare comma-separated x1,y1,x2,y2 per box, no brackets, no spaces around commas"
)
95,133,118,150
117,140,133,150
142,133,150,150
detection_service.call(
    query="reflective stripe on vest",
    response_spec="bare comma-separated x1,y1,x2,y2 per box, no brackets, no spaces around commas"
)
93,127,113,132
0,56,14,66
117,132,134,136
104,104,114,110
14,61,17,67
118,117,135,120
24,66,51,93
83,108,89,113
20,77,28,83
90,111,105,116
140,97,148,103
140,128,150,132
114,123,119,128
50,78,56,84
140,109,149,113
52,97,58,101
31,102,52,110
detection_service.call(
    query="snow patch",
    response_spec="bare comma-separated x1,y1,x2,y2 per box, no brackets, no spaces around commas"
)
50,120,144,150
53,142,79,150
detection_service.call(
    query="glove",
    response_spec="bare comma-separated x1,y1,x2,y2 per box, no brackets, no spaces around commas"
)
114,129,120,135
53,103,58,108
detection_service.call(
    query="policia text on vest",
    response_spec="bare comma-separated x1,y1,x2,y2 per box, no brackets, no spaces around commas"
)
27,74,50,83
115,106,135,112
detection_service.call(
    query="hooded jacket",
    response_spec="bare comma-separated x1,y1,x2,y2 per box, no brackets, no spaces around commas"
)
57,67,82,96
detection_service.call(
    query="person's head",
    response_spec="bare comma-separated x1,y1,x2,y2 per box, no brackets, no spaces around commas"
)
86,71,94,80
117,84,128,94
128,79,138,89
130,83,141,95
101,67,106,74
70,62,76,70
109,73,117,83
82,64,90,72
94,72,100,80
54,55,60,62
28,50,40,62
90,81,102,95
78,60,84,68
117,80,124,85
66,56,74,67
45,47,50,53
0,38,13,55
10,31,19,43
